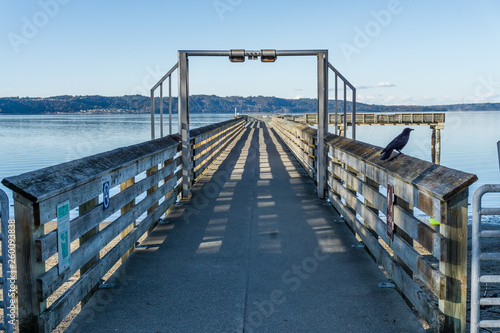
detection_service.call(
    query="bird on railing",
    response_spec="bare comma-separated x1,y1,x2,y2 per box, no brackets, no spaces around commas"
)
380,127,414,160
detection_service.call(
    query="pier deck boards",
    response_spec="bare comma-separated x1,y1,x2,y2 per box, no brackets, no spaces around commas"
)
67,121,425,333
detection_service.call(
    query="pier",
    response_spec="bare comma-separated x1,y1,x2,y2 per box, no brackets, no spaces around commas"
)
0,50,479,332
280,112,445,164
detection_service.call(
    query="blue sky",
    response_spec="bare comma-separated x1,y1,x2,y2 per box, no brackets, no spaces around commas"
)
1,0,499,105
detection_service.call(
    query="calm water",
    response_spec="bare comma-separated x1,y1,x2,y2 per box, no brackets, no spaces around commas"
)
1,112,499,222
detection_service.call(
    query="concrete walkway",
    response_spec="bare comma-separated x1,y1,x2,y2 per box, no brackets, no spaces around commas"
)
67,121,425,333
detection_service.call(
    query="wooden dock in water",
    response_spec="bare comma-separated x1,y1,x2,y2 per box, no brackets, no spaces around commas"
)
276,112,445,164
2,115,477,332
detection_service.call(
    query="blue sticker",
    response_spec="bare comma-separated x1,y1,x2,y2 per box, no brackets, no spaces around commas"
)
103,181,110,210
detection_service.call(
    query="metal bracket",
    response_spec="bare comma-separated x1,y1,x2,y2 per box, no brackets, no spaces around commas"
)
378,282,396,289
98,279,117,289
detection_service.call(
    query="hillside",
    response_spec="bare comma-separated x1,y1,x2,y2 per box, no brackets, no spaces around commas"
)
0,95,499,115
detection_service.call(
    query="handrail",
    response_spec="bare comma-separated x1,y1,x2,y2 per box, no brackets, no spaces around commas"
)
328,63,356,139
471,184,500,333
272,116,477,332
0,189,14,333
150,62,179,139
1,117,247,332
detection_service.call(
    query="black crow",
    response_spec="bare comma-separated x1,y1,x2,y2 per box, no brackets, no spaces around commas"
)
380,128,414,160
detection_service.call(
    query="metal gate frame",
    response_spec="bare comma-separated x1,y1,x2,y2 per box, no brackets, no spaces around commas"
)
0,190,14,333
471,184,500,333
178,50,330,200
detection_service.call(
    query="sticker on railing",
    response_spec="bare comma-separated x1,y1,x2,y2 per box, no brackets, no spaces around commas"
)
103,181,110,210
57,201,71,274
387,184,394,240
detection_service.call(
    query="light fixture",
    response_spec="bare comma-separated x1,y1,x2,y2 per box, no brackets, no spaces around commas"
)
261,49,277,62
229,49,245,63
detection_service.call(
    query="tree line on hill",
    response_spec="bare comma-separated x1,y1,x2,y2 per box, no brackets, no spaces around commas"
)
0,95,499,115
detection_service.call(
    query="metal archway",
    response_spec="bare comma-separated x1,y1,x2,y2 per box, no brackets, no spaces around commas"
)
151,49,357,200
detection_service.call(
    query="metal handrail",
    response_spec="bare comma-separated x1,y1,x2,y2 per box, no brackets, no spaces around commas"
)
0,189,14,333
471,184,500,333
150,62,178,139
328,63,356,139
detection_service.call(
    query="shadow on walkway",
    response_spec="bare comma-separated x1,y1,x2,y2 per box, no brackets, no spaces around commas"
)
67,120,425,333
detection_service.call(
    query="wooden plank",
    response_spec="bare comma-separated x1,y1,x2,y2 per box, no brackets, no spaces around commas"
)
394,195,414,280
120,177,135,263
330,162,446,259
439,189,468,332
327,191,445,332
78,197,99,307
325,136,477,204
37,176,179,301
146,166,159,234
14,195,46,333
38,189,179,333
37,145,178,225
328,175,446,298
193,122,240,148
193,123,243,176
190,117,244,138
2,136,180,204
272,121,315,178
35,158,180,262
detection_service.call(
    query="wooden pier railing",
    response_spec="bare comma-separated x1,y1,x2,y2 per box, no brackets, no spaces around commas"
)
1,117,246,332
272,117,477,333
284,112,445,127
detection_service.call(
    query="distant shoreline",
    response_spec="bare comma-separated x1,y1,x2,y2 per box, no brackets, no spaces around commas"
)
1,95,499,115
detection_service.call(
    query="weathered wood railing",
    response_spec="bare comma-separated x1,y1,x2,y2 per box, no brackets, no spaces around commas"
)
190,117,247,182
272,117,317,179
272,117,477,332
284,112,445,126
1,117,246,332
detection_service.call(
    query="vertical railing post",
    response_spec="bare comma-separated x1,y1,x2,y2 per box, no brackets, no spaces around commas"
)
343,81,347,138
335,74,338,136
393,195,414,304
160,83,164,138
316,50,328,199
352,88,356,140
431,126,437,164
179,51,190,198
150,89,155,140
14,194,46,332
169,75,172,135
146,166,159,235
436,127,441,165
440,189,468,332
120,178,135,263
79,197,99,306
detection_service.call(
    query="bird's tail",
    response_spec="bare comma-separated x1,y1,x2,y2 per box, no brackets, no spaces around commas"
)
380,149,393,160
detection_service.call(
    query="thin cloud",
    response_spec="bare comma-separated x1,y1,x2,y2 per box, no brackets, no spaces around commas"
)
356,82,396,89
